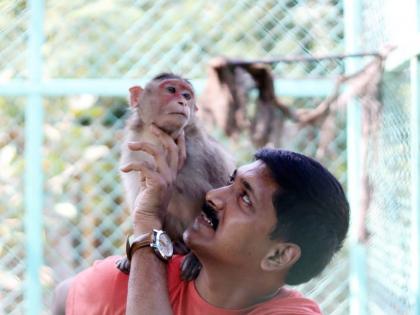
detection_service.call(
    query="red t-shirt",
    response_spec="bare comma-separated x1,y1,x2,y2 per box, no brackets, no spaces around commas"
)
66,255,322,315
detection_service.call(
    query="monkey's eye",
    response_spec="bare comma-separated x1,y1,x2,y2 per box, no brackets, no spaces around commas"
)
182,92,192,100
166,86,176,93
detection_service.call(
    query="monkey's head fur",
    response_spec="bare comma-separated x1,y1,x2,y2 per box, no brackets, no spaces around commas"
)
129,73,197,138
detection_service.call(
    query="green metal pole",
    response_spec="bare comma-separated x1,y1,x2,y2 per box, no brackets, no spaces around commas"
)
344,0,368,314
24,0,44,314
410,3,420,315
411,54,420,315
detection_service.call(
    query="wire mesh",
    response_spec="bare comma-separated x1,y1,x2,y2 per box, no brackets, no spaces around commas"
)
42,0,344,79
0,0,28,80
0,97,26,315
360,0,417,313
365,65,413,315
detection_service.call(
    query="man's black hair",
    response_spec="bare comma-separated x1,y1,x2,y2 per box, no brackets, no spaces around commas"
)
255,148,350,285
152,73,192,86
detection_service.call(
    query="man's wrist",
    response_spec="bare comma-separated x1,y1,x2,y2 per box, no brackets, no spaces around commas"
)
133,213,163,235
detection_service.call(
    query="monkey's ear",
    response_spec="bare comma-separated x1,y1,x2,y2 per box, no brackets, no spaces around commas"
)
129,86,144,108
194,104,198,112
260,243,301,272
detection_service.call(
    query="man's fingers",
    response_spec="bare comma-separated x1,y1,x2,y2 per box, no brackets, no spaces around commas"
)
125,142,173,181
150,125,181,172
120,161,156,173
176,131,186,171
121,162,163,188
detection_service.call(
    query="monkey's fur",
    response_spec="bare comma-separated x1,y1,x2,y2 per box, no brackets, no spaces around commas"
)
119,73,235,277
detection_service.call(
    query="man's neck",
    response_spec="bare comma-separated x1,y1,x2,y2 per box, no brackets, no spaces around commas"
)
194,263,285,310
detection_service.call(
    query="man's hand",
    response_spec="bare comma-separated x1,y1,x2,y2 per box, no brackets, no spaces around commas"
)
120,125,186,234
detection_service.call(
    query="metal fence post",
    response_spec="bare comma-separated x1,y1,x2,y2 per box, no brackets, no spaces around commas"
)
410,3,420,314
410,53,420,315
344,0,368,314
25,0,44,314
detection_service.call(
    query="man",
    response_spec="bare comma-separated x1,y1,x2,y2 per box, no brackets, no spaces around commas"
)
54,128,349,315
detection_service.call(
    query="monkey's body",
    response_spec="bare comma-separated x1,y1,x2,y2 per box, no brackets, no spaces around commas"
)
121,118,235,244
118,73,235,276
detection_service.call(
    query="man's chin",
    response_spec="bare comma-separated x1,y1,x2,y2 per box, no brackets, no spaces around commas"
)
182,217,215,250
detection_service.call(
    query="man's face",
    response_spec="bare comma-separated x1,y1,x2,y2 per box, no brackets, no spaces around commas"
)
183,160,280,270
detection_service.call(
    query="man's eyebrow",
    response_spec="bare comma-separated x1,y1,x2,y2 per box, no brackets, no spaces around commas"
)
240,179,255,197
238,175,258,205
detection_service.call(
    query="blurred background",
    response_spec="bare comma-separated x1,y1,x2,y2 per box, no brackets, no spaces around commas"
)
1,0,419,314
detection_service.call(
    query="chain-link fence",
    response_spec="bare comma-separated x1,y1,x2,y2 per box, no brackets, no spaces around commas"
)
359,0,418,314
2,0,418,314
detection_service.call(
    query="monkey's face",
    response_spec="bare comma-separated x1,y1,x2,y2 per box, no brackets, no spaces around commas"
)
147,79,196,134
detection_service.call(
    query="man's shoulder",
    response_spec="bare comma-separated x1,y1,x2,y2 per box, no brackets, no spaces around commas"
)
66,255,185,315
66,256,129,315
249,288,322,315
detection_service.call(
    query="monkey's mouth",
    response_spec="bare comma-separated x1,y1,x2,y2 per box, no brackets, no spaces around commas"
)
169,112,187,118
201,202,219,231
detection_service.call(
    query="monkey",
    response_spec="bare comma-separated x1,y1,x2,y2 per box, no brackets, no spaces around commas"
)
117,73,235,276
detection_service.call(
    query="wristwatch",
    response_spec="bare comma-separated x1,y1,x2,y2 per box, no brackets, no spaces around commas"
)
126,229,174,261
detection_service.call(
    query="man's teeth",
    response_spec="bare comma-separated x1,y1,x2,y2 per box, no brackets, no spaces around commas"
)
201,213,214,227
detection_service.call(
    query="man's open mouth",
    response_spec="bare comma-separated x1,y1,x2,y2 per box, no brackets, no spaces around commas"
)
201,202,219,230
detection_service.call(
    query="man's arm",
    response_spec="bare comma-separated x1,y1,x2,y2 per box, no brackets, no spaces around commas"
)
123,127,185,315
126,219,172,315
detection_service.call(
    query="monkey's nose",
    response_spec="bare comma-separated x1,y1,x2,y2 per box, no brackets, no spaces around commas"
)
178,101,186,106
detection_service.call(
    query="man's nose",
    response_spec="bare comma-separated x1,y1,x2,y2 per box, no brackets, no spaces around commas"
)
205,187,227,211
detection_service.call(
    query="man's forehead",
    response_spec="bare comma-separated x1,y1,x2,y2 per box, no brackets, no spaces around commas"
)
236,160,278,208
157,79,194,93
236,161,276,188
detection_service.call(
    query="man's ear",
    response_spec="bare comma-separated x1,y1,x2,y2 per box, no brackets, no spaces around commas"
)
261,243,301,272
129,86,144,108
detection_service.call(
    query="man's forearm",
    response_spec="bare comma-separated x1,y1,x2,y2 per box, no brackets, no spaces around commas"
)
126,248,173,315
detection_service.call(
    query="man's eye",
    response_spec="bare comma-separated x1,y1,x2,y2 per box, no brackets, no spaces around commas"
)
166,86,176,93
241,193,251,206
182,92,192,100
227,175,234,184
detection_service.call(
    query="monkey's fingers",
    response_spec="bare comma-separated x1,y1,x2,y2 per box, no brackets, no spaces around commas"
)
209,56,228,68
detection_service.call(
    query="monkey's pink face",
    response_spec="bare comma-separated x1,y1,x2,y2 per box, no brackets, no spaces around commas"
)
154,79,195,133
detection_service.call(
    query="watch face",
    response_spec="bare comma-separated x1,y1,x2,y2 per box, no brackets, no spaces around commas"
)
157,232,173,258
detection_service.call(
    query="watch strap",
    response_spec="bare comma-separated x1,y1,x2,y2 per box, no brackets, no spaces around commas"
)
126,233,153,261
